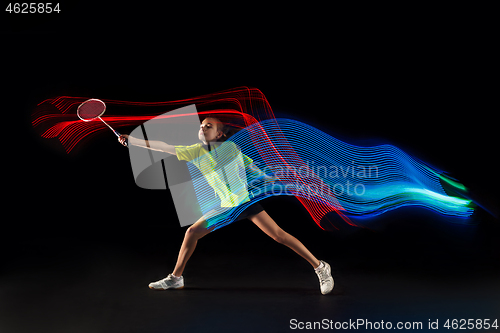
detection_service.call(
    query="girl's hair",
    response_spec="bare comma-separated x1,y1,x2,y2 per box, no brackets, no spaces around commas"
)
204,115,238,142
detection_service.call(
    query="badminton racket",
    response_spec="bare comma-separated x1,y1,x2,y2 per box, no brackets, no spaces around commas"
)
77,98,127,147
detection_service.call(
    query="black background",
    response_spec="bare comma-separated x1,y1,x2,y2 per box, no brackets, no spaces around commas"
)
3,4,499,333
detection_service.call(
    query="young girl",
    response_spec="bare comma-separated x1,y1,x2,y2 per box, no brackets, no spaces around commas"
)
118,117,334,295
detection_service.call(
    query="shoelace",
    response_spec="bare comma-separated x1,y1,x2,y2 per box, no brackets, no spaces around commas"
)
316,269,329,284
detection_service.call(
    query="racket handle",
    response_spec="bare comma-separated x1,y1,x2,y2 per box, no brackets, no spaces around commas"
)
110,127,128,147
111,128,121,138
99,117,127,147
116,131,129,147
113,130,129,147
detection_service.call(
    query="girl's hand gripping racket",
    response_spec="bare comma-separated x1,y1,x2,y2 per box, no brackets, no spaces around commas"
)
77,99,127,147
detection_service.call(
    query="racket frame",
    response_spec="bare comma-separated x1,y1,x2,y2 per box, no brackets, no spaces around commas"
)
77,98,127,145
77,98,107,121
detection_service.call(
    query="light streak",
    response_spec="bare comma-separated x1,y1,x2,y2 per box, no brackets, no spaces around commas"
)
32,87,474,230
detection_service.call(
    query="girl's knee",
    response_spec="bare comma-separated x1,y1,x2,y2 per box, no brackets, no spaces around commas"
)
186,225,209,238
186,225,199,236
272,229,288,244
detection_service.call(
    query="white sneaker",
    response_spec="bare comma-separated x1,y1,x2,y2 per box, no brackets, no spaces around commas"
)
148,274,184,290
315,260,334,295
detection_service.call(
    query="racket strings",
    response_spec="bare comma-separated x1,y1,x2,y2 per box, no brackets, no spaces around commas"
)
78,100,105,120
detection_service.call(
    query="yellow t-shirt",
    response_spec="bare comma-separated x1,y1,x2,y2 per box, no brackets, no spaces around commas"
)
175,141,253,207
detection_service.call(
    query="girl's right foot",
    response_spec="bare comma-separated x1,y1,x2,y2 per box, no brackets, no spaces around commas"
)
148,274,184,290
315,260,334,295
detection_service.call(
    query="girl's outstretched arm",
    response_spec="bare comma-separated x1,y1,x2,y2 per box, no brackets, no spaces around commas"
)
118,134,177,155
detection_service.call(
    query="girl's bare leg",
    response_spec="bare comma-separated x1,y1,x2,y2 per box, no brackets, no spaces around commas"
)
249,210,321,268
172,217,212,277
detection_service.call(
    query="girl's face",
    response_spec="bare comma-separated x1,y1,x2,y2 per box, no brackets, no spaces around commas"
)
199,118,222,144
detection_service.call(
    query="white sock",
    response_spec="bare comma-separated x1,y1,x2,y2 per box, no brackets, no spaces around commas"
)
314,261,324,271
171,273,181,279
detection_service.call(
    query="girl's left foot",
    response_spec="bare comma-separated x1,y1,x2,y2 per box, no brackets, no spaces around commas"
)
149,274,184,290
315,260,334,295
